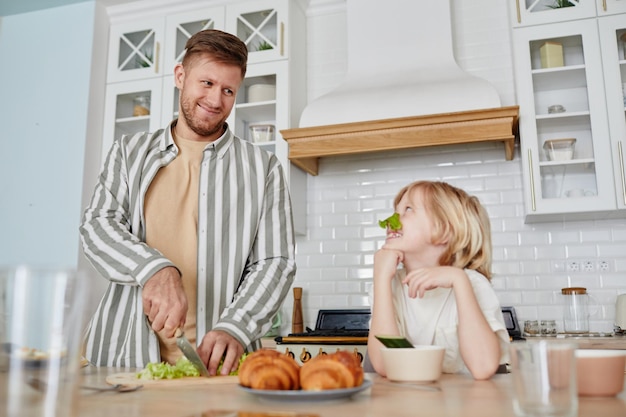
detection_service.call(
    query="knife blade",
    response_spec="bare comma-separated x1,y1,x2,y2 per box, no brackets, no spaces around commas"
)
175,328,210,377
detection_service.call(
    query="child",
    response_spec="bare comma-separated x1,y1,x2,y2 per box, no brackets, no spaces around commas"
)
367,181,510,380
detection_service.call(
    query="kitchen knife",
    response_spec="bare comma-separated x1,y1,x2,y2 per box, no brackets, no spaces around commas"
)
175,328,210,377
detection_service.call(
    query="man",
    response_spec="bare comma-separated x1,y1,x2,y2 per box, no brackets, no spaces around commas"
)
79,29,296,375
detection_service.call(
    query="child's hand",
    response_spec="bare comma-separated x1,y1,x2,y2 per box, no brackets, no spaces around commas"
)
402,266,465,298
373,248,403,283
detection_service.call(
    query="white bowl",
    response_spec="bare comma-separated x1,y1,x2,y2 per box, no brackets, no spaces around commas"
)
248,84,276,103
575,349,626,397
381,345,445,382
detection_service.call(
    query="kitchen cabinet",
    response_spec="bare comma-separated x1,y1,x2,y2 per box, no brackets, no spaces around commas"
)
226,0,308,234
100,78,164,161
512,15,626,221
510,0,626,27
102,0,307,233
597,0,626,16
510,0,596,28
163,8,225,76
106,18,165,83
599,15,626,208
226,0,292,64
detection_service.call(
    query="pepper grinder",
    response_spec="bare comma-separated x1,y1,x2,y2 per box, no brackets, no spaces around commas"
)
292,287,304,334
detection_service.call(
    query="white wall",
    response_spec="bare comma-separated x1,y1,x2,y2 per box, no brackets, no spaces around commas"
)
0,2,97,269
281,0,626,335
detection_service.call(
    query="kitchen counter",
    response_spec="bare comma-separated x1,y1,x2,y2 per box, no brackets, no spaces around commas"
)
11,365,626,417
520,334,626,350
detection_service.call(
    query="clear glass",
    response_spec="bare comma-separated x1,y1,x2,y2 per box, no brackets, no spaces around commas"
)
524,320,540,336
562,293,590,333
510,342,578,417
541,320,558,336
0,267,87,417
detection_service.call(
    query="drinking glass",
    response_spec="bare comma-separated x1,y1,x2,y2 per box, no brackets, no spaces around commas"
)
0,266,88,417
509,341,578,417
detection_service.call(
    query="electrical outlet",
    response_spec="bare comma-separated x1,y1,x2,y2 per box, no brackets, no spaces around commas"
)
581,260,595,272
598,260,610,272
566,261,579,272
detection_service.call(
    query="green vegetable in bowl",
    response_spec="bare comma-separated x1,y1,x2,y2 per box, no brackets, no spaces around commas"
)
378,213,402,231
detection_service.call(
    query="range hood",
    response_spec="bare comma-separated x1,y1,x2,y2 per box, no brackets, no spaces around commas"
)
282,0,518,175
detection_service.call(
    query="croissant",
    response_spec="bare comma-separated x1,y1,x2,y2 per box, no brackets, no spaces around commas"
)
300,350,364,391
238,349,301,390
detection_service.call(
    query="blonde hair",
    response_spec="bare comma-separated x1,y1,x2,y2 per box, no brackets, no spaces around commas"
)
393,181,493,279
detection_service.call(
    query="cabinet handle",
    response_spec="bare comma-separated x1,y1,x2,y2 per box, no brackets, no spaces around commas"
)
603,0,607,12
280,22,285,56
515,0,521,24
155,42,160,74
617,140,626,205
528,149,536,212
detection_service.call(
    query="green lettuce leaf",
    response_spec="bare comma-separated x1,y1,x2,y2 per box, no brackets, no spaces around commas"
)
378,213,402,231
136,357,199,380
136,353,251,380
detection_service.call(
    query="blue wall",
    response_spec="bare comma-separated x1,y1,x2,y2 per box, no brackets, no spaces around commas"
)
0,2,96,268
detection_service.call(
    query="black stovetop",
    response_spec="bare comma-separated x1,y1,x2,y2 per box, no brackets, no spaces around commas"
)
285,308,371,338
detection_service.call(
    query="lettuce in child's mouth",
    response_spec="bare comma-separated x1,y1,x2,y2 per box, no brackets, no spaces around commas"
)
378,213,402,231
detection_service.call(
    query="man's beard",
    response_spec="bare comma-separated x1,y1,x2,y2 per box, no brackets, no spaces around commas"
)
179,94,226,138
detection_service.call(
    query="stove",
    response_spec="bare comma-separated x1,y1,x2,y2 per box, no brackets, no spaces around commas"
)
274,309,370,365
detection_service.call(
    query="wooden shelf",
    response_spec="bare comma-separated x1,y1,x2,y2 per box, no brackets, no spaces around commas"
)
281,106,519,175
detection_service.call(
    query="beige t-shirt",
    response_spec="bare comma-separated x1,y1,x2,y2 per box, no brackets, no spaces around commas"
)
144,128,210,364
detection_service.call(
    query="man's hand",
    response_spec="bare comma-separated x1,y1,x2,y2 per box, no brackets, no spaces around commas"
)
197,330,244,376
141,266,188,338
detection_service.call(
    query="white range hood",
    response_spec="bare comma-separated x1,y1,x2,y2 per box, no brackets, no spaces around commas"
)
299,0,501,127
282,0,518,175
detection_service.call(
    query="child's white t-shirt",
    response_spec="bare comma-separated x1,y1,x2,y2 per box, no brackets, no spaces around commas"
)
370,268,510,374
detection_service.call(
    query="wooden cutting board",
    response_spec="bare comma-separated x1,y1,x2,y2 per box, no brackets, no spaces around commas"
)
105,372,239,387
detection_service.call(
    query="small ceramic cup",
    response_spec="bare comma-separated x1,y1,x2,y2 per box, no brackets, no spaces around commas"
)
576,349,626,397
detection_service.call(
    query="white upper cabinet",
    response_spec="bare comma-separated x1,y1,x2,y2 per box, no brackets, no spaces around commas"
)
162,8,226,75
102,0,308,233
597,0,626,16
510,0,597,27
101,78,164,162
598,14,626,209
512,15,626,221
226,0,291,64
106,18,165,83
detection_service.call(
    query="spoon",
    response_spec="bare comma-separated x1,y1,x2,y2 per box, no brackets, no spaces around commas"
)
27,376,143,393
81,383,144,393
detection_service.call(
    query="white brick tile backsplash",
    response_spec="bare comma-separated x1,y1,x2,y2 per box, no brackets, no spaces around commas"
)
566,245,598,258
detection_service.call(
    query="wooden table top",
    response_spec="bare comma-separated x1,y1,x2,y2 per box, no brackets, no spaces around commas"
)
46,366,626,417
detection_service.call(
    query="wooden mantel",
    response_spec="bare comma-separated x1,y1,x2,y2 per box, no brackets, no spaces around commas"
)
281,106,519,176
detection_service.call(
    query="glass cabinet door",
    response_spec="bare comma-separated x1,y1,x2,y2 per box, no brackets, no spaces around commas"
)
511,0,597,27
226,0,288,64
599,15,626,209
163,8,226,75
101,79,163,166
515,19,615,216
107,18,165,83
229,61,288,163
